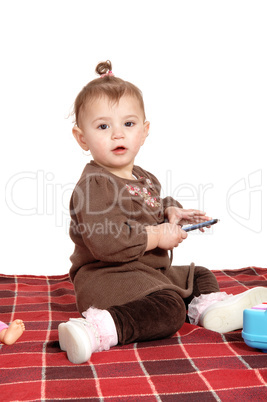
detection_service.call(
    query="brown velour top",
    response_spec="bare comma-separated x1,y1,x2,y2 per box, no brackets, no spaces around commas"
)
69,161,195,313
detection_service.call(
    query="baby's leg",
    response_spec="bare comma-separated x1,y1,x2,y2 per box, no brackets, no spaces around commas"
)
109,289,186,344
194,265,220,295
1,319,25,345
58,289,186,364
184,265,220,308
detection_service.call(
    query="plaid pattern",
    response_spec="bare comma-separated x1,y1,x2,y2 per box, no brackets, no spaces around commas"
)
1,267,267,401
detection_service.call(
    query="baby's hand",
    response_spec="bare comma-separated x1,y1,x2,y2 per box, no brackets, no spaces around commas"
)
157,222,187,250
165,207,211,232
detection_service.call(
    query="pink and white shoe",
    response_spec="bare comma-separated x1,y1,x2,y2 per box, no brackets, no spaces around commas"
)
58,308,118,364
188,287,267,333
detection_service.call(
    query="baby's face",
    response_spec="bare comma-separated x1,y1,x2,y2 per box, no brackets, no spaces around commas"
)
73,95,149,178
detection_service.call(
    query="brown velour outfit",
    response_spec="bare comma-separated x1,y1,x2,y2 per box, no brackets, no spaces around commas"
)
69,161,219,344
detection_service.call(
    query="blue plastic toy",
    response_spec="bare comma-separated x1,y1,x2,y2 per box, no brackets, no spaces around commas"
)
242,303,267,353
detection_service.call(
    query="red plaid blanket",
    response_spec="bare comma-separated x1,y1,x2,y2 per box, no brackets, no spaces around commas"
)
1,267,267,401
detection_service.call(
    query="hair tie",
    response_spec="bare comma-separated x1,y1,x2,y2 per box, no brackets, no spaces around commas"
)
100,71,114,78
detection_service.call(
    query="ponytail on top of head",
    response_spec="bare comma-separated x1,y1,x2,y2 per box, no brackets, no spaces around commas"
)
95,60,112,76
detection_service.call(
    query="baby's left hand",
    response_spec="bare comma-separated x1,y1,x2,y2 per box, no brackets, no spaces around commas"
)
165,207,212,232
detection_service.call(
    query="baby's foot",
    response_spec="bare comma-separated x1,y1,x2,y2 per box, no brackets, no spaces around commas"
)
2,319,25,345
200,287,267,333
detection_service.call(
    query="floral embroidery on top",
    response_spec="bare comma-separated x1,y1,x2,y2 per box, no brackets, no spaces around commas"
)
125,180,161,208
145,178,153,188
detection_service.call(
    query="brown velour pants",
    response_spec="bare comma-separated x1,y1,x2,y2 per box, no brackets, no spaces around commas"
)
108,266,219,345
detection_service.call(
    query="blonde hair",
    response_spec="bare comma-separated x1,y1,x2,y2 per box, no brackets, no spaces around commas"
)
73,60,146,127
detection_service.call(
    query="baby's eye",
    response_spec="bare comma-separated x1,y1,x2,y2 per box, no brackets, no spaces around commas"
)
98,124,109,130
125,121,134,127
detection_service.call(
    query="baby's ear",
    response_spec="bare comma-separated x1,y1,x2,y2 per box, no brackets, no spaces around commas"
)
141,121,150,145
72,126,89,151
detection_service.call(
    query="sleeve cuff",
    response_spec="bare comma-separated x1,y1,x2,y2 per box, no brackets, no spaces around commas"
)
162,196,183,210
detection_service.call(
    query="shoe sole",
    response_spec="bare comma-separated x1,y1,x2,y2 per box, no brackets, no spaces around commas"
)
58,322,92,364
200,287,267,333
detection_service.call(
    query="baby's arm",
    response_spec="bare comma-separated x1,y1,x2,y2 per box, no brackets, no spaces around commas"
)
145,207,213,251
145,222,187,251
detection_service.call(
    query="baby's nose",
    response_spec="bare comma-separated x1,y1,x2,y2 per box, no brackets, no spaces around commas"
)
112,127,125,139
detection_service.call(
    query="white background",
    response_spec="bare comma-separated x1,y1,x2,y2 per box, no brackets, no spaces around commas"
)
1,0,266,276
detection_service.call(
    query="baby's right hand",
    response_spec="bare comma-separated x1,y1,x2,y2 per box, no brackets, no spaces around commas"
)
157,223,187,250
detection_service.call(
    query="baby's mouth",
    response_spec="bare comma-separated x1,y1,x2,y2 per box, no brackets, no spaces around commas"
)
112,146,127,154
